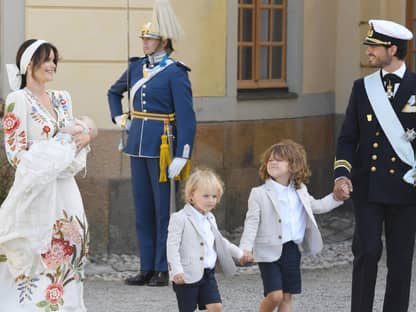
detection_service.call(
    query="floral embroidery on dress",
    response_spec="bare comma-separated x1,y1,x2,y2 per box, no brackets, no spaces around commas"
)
50,92,71,128
3,109,20,135
17,276,40,304
30,105,49,125
9,209,90,311
34,210,89,311
41,238,74,270
3,102,26,167
42,125,51,138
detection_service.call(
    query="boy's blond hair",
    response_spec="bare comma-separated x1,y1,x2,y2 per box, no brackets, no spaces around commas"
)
184,168,224,203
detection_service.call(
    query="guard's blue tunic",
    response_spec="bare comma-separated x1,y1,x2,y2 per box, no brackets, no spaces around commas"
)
107,57,196,272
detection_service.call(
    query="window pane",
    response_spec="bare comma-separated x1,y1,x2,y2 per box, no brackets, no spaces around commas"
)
272,9,283,42
272,46,282,79
241,47,253,80
261,0,270,4
240,0,253,3
260,9,270,42
242,9,253,42
260,46,269,80
272,0,283,4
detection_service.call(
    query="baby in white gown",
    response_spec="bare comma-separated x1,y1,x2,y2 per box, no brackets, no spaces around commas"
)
0,115,97,280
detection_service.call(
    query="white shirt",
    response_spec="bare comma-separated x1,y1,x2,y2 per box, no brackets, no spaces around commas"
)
270,179,306,244
382,62,406,95
189,205,217,269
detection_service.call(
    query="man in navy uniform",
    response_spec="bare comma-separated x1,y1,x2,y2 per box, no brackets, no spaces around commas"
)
334,19,416,311
107,0,196,287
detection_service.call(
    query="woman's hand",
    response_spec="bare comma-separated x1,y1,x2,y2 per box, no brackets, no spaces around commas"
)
72,132,91,152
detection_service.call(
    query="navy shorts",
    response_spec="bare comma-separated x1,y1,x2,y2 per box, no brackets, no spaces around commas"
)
258,241,302,296
172,268,221,311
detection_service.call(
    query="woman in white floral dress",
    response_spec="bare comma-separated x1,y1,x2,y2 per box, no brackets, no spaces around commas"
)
0,39,93,311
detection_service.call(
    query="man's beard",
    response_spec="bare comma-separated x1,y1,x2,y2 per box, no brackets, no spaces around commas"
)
368,55,392,68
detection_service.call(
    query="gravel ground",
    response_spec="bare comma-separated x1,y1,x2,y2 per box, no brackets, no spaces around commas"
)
83,210,416,311
84,254,416,312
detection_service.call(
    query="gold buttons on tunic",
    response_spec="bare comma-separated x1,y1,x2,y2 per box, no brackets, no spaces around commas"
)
391,157,396,162
372,155,378,161
373,142,379,148
371,166,377,172
375,131,380,136
389,169,395,174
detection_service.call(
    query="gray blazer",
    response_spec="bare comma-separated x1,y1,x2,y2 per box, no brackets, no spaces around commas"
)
167,204,243,284
239,179,343,262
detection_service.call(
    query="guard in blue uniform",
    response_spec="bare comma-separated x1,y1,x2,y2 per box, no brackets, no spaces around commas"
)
334,20,416,312
107,0,196,287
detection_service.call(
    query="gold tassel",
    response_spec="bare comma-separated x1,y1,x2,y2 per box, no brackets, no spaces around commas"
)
173,160,191,181
179,160,191,181
159,133,171,182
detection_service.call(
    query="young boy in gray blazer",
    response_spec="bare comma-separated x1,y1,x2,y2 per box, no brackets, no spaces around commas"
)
167,168,252,312
239,140,344,312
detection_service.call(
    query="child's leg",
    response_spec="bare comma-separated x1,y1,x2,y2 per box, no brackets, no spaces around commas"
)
199,269,222,311
172,282,199,312
277,292,292,312
258,260,284,312
206,302,222,312
259,290,283,312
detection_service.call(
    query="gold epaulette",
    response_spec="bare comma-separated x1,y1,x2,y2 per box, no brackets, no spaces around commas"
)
334,159,352,173
131,111,176,122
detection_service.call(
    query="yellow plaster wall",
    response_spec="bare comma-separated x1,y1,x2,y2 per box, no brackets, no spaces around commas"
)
302,0,336,94
25,0,227,129
334,0,360,114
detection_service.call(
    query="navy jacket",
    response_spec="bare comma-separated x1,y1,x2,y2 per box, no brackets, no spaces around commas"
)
335,69,416,205
108,57,196,158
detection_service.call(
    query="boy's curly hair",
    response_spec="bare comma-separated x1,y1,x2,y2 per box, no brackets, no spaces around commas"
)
258,139,311,189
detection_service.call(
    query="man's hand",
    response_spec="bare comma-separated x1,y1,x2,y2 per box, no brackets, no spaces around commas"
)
333,177,353,201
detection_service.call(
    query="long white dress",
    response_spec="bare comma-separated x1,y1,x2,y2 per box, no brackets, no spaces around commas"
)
0,88,89,312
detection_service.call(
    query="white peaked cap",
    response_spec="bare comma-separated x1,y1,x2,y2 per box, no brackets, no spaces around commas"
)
369,19,413,40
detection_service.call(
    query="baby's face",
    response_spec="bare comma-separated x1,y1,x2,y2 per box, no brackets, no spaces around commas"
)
191,186,219,214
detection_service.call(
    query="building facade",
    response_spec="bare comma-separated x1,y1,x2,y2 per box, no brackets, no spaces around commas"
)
1,0,414,254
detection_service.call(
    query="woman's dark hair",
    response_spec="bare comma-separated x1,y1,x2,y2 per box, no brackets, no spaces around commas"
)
15,39,59,89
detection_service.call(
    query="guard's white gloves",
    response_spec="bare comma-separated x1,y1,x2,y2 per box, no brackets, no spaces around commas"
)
168,157,187,179
114,115,131,131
